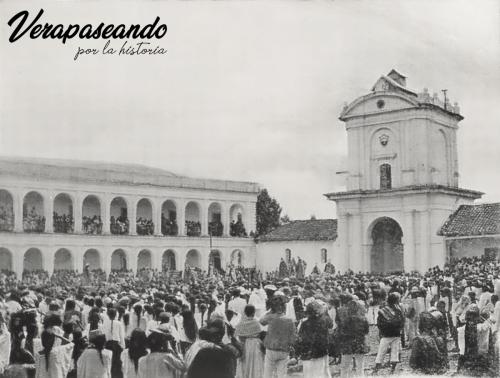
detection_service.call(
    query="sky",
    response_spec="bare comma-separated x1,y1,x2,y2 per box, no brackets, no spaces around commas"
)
1,0,499,220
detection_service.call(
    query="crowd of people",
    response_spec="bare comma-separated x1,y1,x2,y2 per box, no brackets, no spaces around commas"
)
208,221,224,237
185,221,201,237
53,213,74,234
22,207,45,233
161,216,178,236
0,206,14,232
82,216,103,235
136,219,154,236
0,255,500,378
230,218,247,237
110,217,129,235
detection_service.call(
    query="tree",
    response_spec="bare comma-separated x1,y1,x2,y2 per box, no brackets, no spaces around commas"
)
281,214,291,224
310,214,316,220
256,188,282,237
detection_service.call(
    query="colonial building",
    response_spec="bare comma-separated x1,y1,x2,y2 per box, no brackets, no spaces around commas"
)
0,157,258,277
256,219,337,274
439,203,500,261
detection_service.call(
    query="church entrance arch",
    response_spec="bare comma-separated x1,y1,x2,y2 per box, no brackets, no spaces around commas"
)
369,217,404,273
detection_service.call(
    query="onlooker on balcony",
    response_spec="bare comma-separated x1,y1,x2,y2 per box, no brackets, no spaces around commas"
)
0,205,14,232
185,221,201,237
23,207,45,233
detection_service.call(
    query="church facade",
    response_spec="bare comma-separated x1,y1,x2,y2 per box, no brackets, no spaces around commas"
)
257,70,490,275
325,70,483,273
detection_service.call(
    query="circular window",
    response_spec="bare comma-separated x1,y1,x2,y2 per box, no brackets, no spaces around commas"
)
377,99,385,109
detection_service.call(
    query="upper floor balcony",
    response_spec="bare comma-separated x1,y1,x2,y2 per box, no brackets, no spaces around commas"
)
0,188,255,239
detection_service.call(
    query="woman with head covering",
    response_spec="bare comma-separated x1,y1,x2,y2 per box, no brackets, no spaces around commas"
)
456,305,492,375
409,312,446,375
295,300,333,378
77,331,111,378
234,304,264,378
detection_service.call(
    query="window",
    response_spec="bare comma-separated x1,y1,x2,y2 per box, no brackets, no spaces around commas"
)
380,163,392,189
285,249,291,263
321,248,327,263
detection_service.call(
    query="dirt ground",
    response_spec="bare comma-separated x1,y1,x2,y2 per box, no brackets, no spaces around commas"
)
287,325,460,377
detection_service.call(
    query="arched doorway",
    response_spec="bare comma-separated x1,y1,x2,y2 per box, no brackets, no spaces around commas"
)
111,249,127,271
0,190,14,232
161,200,178,236
110,197,128,235
82,195,102,234
83,249,101,270
137,249,152,270
185,249,201,268
0,248,13,271
230,204,246,237
23,191,45,232
54,248,73,271
231,249,243,266
209,250,222,273
136,199,154,235
53,193,74,233
162,249,176,271
208,202,223,236
370,217,404,273
185,202,201,236
24,248,43,271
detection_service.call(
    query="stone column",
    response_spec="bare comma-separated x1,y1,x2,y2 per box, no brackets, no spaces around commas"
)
403,210,416,272
102,248,112,275
44,192,54,233
201,200,209,236
128,249,138,273
177,200,186,236
153,199,162,236
419,210,430,272
73,247,84,273
14,192,24,232
74,194,83,234
350,214,362,272
152,248,162,270
43,249,54,275
221,202,230,237
12,246,24,278
337,213,350,273
128,197,137,235
246,202,256,235
102,196,111,235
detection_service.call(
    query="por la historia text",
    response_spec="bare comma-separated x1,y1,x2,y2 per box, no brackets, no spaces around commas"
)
75,40,167,60
7,8,167,44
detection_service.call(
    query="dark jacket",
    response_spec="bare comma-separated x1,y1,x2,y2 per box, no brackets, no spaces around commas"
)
336,304,369,354
295,314,333,360
377,304,404,338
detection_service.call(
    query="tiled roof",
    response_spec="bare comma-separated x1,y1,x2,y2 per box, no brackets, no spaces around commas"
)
259,219,337,242
439,203,500,237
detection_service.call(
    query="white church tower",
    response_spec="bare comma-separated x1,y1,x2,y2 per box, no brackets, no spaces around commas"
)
326,70,482,273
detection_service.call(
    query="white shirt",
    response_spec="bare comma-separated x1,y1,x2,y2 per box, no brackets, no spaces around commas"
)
228,297,246,316
102,318,125,349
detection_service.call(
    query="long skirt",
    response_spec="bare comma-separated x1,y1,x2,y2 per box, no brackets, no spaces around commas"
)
105,340,123,378
303,355,331,378
236,338,265,378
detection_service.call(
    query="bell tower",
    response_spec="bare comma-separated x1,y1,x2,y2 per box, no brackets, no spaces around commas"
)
326,70,482,273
